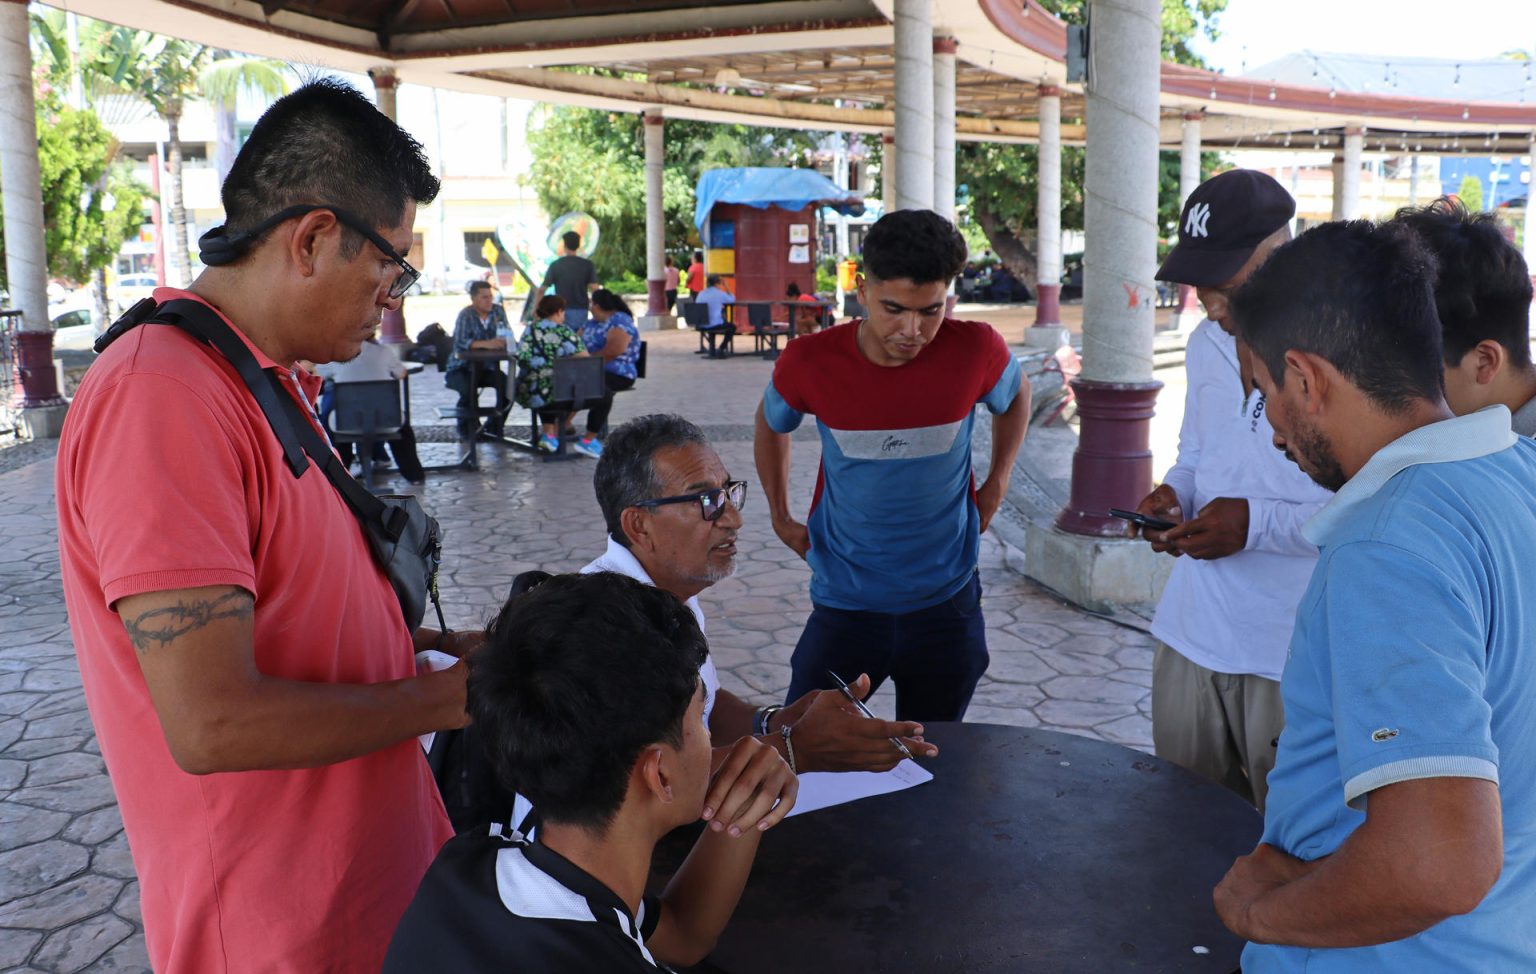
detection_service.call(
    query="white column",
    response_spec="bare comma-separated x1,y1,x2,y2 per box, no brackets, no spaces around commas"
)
1049,0,1165,550
893,0,935,211
641,108,671,329
1179,113,1202,206
1080,0,1160,384
881,131,897,214
932,35,958,221
368,67,408,345
0,0,49,337
1341,127,1364,219
1026,84,1066,346
1170,111,1203,331
1524,135,1536,274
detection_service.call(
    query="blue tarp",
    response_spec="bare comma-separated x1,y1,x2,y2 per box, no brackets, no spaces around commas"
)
694,167,864,230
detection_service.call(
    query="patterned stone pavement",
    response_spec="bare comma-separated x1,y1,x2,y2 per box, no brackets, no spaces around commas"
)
0,323,1155,972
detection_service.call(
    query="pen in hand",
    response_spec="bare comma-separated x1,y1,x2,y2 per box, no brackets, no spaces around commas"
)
825,669,916,761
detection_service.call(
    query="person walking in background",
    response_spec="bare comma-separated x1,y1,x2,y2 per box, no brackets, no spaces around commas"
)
573,289,643,458
541,230,599,331
515,294,589,454
686,250,706,298
1133,170,1331,812
664,255,680,312
446,280,510,440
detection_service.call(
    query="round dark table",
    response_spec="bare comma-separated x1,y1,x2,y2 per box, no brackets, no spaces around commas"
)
672,722,1260,974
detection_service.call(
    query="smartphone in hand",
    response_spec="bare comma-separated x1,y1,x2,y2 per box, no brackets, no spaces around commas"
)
1108,508,1177,532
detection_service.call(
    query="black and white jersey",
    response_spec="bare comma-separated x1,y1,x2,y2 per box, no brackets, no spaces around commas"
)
384,827,670,972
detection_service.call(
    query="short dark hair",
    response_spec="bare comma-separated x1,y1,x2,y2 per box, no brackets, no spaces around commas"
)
1390,196,1533,368
468,280,492,297
220,78,439,258
591,288,632,317
563,230,582,252
785,282,801,298
1231,220,1445,413
469,572,707,831
706,274,722,287
693,251,704,262
594,414,709,547
861,209,968,284
536,294,565,319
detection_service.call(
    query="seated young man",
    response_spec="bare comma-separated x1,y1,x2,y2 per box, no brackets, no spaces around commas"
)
384,572,797,972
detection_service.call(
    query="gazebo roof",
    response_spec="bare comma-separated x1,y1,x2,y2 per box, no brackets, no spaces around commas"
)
45,0,1536,151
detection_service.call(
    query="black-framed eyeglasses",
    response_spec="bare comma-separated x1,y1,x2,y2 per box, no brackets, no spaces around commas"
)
634,480,748,521
199,203,420,299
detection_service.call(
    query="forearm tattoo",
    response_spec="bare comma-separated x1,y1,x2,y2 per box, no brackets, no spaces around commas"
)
123,590,254,653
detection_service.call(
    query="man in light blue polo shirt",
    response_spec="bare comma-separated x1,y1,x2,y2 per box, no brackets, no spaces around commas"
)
1215,218,1536,971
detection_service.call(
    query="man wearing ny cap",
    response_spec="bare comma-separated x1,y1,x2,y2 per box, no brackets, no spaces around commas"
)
1129,169,1332,811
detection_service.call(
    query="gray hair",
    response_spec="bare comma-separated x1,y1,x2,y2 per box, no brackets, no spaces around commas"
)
594,414,709,547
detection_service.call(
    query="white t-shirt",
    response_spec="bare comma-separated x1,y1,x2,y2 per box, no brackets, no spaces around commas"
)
1150,320,1332,681
314,341,406,383
581,536,720,724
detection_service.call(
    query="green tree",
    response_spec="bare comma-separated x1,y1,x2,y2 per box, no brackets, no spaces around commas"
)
955,0,1227,287
1458,174,1484,213
525,106,820,281
0,92,147,297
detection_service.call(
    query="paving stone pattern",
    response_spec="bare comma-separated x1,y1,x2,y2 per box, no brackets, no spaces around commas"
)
0,326,1153,972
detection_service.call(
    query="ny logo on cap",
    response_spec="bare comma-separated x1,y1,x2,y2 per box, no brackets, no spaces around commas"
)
1185,202,1211,238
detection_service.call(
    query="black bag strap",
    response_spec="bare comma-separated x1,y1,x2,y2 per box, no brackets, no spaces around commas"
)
99,298,408,542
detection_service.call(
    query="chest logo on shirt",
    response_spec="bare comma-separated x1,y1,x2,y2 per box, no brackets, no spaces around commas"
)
829,421,962,460
1370,727,1400,743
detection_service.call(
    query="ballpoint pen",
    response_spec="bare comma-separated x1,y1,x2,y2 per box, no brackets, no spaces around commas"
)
826,669,916,761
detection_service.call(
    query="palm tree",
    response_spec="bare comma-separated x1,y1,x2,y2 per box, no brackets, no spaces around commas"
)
199,54,292,183
125,38,210,288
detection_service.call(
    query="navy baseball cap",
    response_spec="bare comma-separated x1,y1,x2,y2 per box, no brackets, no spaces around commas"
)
1157,169,1296,288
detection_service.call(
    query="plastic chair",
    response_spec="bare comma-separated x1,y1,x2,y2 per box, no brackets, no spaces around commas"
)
330,379,405,486
747,303,789,356
682,301,733,357
531,357,610,462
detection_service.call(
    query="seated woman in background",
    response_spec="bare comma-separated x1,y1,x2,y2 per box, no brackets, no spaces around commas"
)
784,282,823,334
573,289,643,459
514,294,589,455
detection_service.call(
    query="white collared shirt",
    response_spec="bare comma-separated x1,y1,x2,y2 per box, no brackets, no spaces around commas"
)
582,536,720,724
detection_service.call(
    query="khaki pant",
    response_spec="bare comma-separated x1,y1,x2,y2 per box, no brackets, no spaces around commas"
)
1152,642,1284,813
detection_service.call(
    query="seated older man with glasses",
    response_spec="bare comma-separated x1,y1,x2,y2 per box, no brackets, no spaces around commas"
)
583,413,940,774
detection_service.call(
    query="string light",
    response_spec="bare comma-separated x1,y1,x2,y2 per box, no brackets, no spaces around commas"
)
1329,86,1337,99
1463,107,1471,120
1454,63,1461,86
1268,86,1277,100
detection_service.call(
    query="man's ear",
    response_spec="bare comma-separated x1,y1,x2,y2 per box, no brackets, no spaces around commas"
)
1285,350,1331,414
1472,340,1506,386
636,744,673,804
288,210,338,279
619,508,652,555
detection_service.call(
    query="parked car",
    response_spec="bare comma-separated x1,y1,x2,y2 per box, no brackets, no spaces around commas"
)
114,274,160,310
50,303,103,352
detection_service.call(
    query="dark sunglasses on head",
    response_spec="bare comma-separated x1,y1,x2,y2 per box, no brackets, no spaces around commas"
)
634,480,748,522
198,204,420,299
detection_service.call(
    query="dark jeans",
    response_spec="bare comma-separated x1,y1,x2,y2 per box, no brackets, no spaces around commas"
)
786,571,989,723
537,372,634,435
336,426,424,483
445,366,507,438
665,289,678,312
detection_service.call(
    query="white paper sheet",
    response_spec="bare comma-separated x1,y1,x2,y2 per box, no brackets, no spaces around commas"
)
414,649,459,753
787,759,934,817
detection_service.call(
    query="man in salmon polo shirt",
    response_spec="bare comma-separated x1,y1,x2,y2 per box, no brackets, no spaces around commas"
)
55,79,469,973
